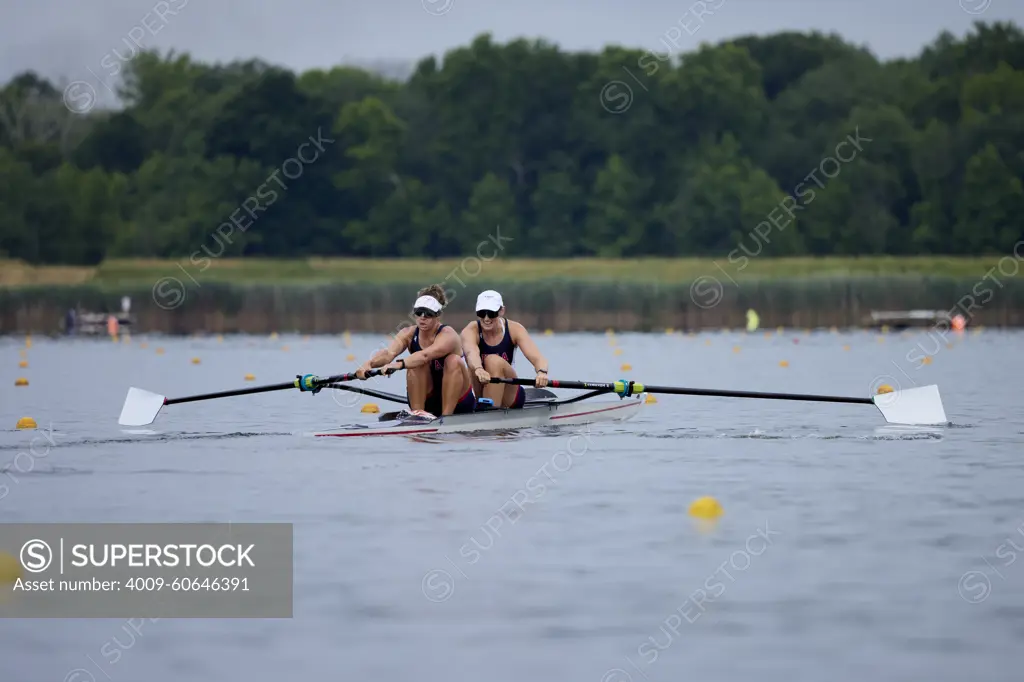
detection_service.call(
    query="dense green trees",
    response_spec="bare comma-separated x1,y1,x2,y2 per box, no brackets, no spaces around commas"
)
1,22,1022,264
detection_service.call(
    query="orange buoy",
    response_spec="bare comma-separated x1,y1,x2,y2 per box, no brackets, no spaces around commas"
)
952,314,966,331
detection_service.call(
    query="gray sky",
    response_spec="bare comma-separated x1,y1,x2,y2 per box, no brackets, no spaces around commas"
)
3,0,1021,88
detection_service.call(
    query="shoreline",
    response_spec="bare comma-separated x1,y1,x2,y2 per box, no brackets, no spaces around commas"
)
4,273,1023,334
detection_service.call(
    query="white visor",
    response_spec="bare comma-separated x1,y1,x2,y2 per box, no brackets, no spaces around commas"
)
413,295,443,312
475,290,503,312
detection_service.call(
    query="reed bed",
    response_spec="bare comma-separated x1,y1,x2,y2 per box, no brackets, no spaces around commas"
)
4,275,1024,334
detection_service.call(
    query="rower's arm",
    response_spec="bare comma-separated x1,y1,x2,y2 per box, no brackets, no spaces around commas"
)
403,327,461,369
509,321,548,372
364,328,411,367
461,322,484,372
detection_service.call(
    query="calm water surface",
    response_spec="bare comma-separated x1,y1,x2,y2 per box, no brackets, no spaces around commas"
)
1,329,1022,682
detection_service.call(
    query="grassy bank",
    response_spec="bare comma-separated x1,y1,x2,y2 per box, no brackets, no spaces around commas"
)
4,275,1024,334
0,256,1005,287
4,256,1022,333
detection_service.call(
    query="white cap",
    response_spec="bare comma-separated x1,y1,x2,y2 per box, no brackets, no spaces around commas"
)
475,290,503,312
413,295,443,312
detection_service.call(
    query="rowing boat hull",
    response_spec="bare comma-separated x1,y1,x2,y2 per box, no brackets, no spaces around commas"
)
311,394,646,437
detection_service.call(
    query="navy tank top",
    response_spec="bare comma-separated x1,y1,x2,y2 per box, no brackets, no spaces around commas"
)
410,324,451,381
477,318,516,364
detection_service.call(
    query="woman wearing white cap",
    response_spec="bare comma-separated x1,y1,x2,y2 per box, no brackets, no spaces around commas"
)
461,289,549,409
355,284,475,417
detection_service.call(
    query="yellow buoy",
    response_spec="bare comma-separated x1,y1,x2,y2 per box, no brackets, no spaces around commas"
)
704,339,711,346
191,357,201,365
605,328,615,336
14,377,28,386
25,336,32,349
665,328,674,335
876,384,894,394
0,552,22,584
877,336,885,343
16,416,37,430
880,325,889,334
613,348,623,356
776,326,784,334
544,329,554,336
620,363,632,371
830,326,838,333
346,353,356,361
269,332,278,340
156,347,165,355
745,309,759,332
779,360,789,367
645,394,657,404
217,335,224,343
733,346,741,353
244,373,255,381
361,403,380,414
689,496,724,519
18,360,27,368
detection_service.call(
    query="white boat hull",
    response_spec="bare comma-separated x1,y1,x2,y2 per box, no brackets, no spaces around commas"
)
312,394,646,437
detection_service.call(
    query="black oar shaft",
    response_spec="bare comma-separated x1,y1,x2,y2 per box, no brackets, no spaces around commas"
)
491,377,874,406
163,371,367,406
165,382,297,405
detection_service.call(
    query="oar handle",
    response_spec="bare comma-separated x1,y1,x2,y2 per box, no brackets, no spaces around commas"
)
489,377,874,405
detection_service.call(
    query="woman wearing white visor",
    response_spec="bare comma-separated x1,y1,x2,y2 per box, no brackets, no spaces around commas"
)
355,284,475,417
461,289,549,409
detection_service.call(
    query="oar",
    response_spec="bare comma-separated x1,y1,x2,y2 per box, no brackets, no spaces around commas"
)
118,369,390,426
323,382,409,405
489,377,948,426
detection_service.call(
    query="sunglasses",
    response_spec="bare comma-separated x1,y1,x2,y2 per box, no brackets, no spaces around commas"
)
476,310,500,319
413,308,439,318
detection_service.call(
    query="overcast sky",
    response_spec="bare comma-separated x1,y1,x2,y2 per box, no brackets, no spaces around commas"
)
3,0,1021,88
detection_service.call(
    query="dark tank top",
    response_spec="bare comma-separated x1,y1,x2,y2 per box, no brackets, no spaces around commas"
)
411,324,451,383
476,318,516,364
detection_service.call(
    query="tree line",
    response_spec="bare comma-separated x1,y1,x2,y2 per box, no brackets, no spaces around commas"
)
1,21,1022,264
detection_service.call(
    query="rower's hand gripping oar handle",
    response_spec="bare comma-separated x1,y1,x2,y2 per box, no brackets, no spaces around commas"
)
297,368,392,394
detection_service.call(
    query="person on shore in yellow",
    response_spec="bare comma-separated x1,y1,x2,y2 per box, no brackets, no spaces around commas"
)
461,290,549,409
355,285,475,417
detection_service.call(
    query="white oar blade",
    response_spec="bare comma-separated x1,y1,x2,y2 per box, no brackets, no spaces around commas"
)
118,387,166,426
872,384,948,426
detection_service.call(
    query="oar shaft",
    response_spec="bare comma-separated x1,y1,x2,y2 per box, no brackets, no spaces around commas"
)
491,377,874,406
165,382,297,405
164,371,369,406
